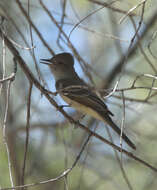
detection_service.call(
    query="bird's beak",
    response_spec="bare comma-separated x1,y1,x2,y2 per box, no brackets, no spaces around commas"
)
40,59,51,65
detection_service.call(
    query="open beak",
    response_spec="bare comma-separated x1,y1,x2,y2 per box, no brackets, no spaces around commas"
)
40,59,51,65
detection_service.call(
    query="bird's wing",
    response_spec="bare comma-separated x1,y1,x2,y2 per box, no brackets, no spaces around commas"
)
58,83,114,117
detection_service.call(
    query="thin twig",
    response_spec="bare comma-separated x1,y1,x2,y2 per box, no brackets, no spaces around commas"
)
57,0,67,50
15,0,54,55
20,83,33,189
3,80,15,190
119,0,147,24
88,0,136,16
68,6,105,39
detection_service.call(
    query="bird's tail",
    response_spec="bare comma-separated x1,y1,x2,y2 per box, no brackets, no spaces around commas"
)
103,116,136,150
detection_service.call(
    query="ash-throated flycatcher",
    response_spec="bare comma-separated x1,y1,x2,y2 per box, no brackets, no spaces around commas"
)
40,53,136,150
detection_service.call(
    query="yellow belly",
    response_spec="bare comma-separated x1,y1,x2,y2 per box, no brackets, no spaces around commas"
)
61,95,104,122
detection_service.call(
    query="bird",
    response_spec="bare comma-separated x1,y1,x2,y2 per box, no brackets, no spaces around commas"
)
40,52,136,150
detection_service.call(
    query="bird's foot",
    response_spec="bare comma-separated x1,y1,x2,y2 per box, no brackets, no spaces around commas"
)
59,104,71,109
73,114,86,129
